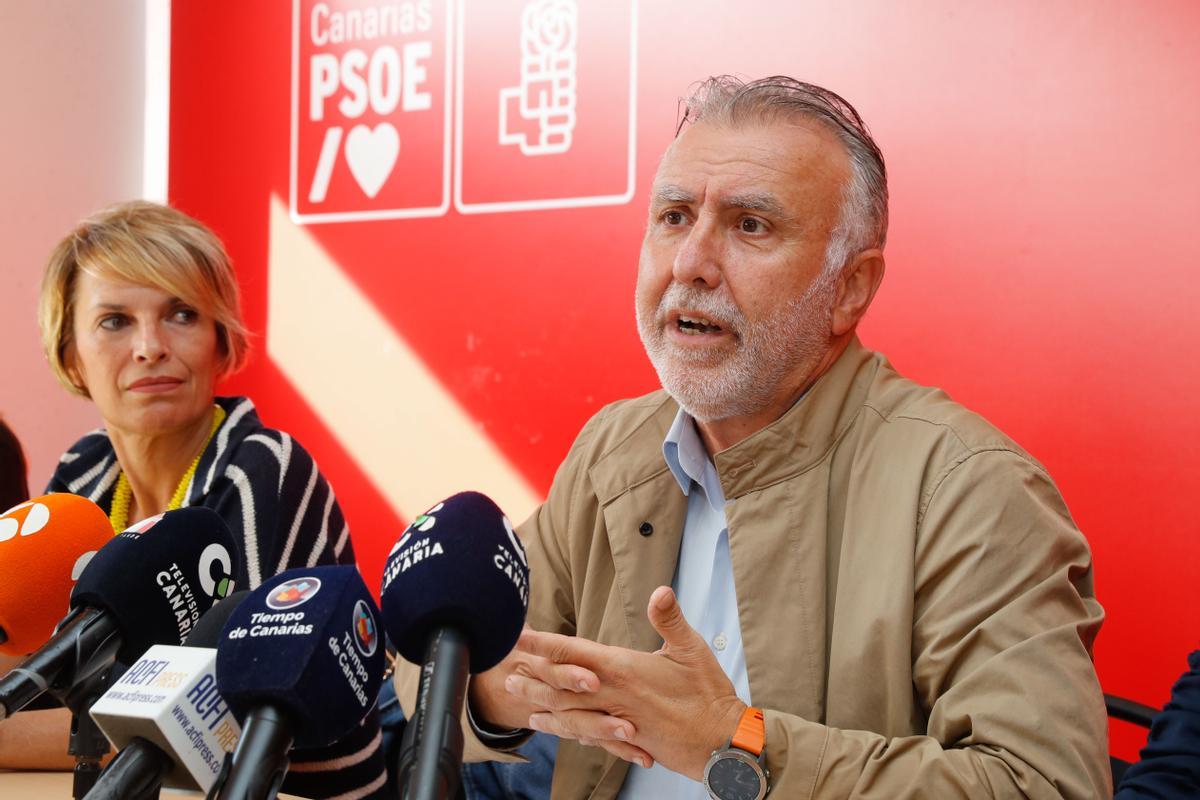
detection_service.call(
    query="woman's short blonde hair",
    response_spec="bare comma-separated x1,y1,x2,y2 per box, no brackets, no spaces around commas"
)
38,201,250,397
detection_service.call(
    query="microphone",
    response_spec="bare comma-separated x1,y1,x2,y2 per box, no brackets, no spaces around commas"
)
0,506,239,721
379,491,530,800
0,493,111,656
84,591,249,800
212,564,385,800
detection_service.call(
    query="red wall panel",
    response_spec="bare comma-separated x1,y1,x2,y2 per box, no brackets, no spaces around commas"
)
170,0,1200,761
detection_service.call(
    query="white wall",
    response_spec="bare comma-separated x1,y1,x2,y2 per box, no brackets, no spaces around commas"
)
0,1,147,491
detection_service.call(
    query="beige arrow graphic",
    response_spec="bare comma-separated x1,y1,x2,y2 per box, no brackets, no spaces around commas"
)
267,195,542,524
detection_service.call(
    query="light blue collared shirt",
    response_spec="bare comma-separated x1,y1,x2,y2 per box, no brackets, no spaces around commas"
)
618,409,751,799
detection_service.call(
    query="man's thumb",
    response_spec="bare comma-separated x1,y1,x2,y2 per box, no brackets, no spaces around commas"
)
647,586,698,651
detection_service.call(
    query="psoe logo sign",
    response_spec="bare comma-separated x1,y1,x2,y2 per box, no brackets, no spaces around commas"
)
290,0,637,223
266,577,323,610
291,0,454,223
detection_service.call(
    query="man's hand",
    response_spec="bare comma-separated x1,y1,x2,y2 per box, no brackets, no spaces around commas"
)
467,625,602,733
507,586,747,780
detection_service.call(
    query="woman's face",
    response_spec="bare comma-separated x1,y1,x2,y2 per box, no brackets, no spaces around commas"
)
67,270,220,437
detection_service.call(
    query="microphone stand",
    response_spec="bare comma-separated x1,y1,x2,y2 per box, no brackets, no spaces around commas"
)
211,703,293,800
65,669,115,800
53,610,122,800
69,701,112,799
84,738,171,800
0,607,119,721
397,627,469,800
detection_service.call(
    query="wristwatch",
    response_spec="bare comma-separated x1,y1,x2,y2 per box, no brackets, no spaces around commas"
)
702,706,769,800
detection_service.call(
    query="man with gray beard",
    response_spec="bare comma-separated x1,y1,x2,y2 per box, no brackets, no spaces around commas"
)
397,76,1111,799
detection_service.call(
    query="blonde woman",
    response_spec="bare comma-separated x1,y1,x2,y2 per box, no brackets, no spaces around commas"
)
0,201,388,798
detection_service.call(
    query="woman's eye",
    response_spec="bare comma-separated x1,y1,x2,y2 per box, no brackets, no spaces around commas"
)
171,308,198,324
98,315,126,331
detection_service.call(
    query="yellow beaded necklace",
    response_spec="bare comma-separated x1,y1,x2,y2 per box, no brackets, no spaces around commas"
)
108,405,227,533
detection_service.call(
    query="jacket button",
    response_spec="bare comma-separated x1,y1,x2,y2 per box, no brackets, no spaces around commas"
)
639,522,653,536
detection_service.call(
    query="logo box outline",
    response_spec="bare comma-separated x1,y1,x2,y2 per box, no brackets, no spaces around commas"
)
452,0,639,215
290,0,456,225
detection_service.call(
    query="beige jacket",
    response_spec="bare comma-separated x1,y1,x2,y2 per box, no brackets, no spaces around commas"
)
399,337,1111,799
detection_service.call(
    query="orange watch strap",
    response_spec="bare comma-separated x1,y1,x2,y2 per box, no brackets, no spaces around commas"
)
730,706,766,755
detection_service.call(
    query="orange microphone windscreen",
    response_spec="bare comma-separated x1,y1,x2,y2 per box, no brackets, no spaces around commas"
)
0,493,112,656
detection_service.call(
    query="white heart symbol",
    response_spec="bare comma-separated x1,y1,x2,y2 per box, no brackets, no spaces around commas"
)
344,123,400,199
0,517,17,542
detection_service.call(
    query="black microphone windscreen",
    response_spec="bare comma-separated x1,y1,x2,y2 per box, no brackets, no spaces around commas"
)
215,565,385,749
187,590,248,649
70,507,239,664
380,491,529,673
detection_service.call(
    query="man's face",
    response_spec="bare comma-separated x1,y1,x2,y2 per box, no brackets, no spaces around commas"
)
635,119,851,423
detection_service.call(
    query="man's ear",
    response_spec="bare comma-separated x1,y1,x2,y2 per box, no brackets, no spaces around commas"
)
831,249,885,337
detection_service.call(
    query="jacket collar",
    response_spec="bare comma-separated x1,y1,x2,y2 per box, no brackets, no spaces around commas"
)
587,395,680,507
588,336,878,504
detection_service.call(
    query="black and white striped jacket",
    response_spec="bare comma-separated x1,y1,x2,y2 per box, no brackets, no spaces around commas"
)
47,396,390,800
48,396,354,591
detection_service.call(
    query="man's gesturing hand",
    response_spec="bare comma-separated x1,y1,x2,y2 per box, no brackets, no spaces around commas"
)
467,625,601,733
508,586,747,780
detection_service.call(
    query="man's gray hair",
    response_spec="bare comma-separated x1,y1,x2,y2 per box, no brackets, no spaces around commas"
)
678,76,888,275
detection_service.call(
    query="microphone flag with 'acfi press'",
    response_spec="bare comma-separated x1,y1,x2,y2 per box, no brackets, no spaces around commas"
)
0,493,112,656
85,591,250,799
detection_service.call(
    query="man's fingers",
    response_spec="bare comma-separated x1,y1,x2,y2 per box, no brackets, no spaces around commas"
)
529,709,635,744
504,674,604,712
518,629,611,669
512,655,599,693
580,737,655,770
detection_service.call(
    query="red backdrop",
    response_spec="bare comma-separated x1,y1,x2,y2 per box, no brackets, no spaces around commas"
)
169,0,1200,762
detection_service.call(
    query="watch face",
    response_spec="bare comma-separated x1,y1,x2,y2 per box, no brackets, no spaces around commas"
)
706,755,762,800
